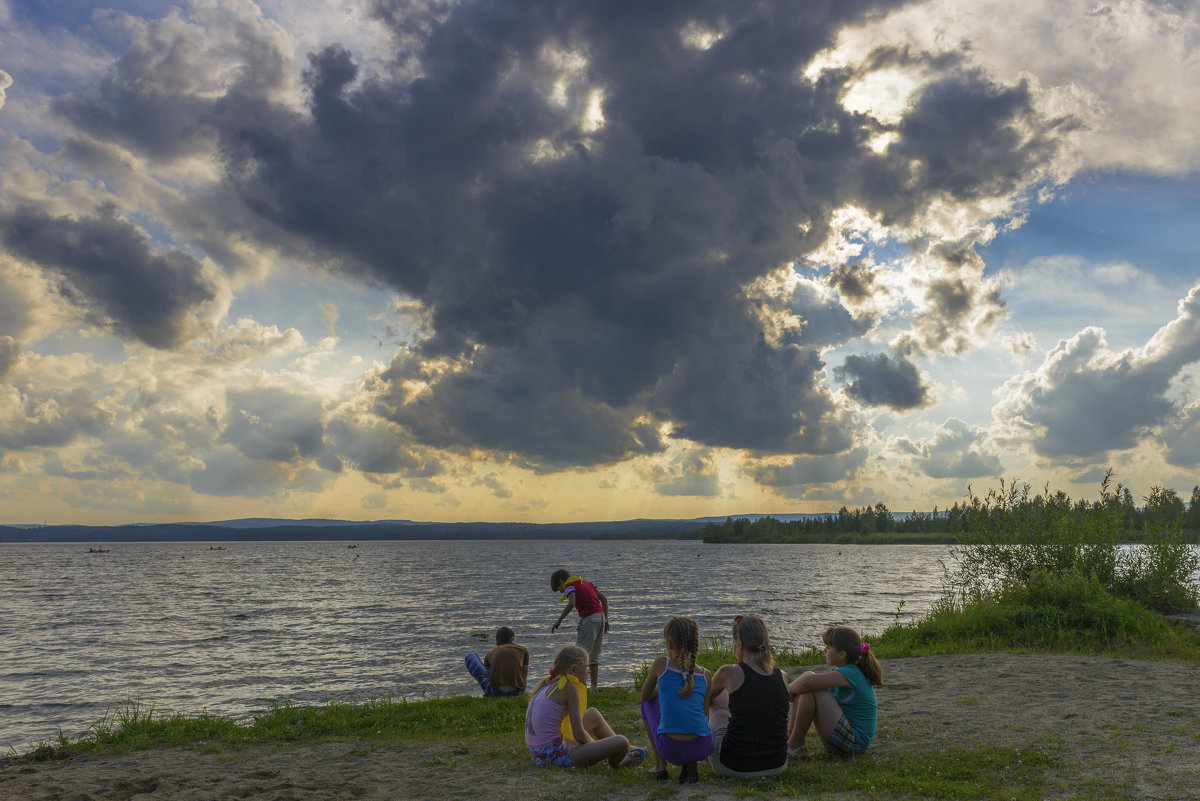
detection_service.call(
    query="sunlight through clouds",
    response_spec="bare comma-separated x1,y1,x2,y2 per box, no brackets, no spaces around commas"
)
0,0,1197,523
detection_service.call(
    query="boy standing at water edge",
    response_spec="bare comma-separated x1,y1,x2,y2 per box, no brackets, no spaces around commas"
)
549,569,609,689
465,626,530,696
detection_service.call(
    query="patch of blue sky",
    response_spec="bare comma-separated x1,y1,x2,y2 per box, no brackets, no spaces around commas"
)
980,171,1200,280
9,0,167,32
29,330,127,363
226,268,411,363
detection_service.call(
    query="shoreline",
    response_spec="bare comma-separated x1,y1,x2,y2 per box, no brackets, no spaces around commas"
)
4,653,1199,800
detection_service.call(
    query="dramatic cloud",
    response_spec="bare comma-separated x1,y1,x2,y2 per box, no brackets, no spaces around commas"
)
0,205,221,349
836,351,931,410
892,418,1002,479
1,1,1196,522
993,283,1200,460
191,0,1065,467
324,415,443,477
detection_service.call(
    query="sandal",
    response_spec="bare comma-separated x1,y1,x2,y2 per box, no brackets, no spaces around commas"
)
648,769,669,780
787,744,808,759
623,746,648,768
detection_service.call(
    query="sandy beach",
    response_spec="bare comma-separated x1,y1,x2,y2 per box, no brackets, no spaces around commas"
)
4,653,1198,801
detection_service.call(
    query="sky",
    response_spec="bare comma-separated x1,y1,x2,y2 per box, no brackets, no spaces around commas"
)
0,0,1198,525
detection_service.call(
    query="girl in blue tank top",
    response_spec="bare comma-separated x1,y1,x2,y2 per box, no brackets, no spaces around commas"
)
639,616,713,783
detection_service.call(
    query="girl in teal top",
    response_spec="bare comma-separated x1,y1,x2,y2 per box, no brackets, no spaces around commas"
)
786,626,883,757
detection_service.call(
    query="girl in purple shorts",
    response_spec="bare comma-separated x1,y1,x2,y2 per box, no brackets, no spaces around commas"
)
639,616,713,783
525,645,648,768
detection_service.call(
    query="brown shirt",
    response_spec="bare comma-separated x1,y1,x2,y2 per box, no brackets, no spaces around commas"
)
484,642,530,691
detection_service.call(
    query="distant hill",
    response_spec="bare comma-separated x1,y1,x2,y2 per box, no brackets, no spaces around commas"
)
176,518,431,529
0,518,705,542
0,512,920,543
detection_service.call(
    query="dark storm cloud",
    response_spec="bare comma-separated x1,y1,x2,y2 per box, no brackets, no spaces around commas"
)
325,416,444,477
53,0,1069,467
221,387,339,471
0,336,19,379
892,74,1061,199
213,1,908,465
835,352,930,410
829,261,878,304
0,205,218,349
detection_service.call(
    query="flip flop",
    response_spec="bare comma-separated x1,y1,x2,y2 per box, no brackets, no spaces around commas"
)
648,768,669,780
787,744,808,759
623,746,648,768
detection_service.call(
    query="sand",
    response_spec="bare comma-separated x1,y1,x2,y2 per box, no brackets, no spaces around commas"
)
3,654,1198,801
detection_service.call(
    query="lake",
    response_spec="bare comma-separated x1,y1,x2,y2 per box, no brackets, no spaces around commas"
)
0,540,949,750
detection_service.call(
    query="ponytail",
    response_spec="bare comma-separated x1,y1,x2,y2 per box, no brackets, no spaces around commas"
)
823,626,883,686
732,615,773,671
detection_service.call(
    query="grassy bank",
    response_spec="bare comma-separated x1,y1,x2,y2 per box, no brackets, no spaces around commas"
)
11,571,1199,801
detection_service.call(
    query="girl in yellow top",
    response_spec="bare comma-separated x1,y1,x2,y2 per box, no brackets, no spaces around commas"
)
524,645,647,768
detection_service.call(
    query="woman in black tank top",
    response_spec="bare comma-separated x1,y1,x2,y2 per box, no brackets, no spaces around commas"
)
703,615,790,778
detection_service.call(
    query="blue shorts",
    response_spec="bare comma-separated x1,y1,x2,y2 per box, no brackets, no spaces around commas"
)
529,737,574,767
824,714,867,756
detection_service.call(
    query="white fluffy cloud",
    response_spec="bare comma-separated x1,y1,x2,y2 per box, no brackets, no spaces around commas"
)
993,283,1200,460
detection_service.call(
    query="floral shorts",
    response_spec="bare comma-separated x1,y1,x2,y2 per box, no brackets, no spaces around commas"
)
824,714,866,756
529,737,574,767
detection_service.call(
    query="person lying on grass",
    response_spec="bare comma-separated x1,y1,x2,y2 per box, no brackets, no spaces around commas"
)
524,644,647,768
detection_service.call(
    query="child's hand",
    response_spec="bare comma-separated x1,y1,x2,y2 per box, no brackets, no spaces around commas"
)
551,621,560,633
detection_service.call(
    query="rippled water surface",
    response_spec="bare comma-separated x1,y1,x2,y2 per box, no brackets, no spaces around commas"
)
0,539,949,750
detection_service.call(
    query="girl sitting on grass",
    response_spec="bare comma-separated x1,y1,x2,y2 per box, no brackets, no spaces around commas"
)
639,616,713,783
704,614,790,778
524,644,647,768
787,626,882,758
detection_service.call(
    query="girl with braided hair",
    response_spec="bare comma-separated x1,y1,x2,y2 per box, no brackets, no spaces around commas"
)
787,626,882,758
639,616,713,783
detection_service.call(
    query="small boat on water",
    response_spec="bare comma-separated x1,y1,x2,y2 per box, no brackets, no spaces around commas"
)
87,547,109,553
208,546,225,550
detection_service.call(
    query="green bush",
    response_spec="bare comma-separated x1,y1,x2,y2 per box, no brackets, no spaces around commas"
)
945,473,1199,613
877,570,1200,661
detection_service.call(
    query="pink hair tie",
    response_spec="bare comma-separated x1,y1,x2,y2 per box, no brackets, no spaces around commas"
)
859,642,871,656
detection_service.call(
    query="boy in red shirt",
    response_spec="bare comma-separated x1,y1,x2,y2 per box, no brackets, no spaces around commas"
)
550,569,610,689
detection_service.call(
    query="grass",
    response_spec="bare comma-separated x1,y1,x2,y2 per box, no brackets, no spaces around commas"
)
871,570,1200,662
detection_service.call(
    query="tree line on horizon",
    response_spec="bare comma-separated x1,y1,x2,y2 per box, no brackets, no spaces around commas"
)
702,483,1200,544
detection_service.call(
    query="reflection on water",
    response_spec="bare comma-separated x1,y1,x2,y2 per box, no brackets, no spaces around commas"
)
0,539,949,750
